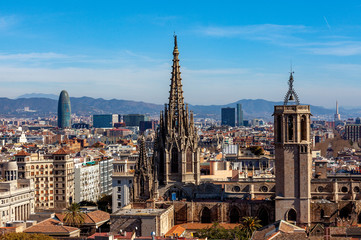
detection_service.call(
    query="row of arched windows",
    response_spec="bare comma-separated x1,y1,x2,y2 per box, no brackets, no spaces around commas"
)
199,206,270,226
171,148,193,173
276,115,308,142
31,164,53,170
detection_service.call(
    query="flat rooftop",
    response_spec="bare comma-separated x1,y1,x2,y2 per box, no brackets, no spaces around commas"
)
114,208,166,216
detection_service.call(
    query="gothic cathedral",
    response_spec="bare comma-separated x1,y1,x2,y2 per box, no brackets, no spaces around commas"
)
154,35,200,186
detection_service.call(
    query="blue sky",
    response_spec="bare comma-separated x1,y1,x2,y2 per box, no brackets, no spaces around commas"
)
1,1,361,108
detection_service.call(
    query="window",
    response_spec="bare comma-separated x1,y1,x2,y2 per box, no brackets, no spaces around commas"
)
232,186,241,192
277,115,282,142
260,186,268,192
171,147,179,173
186,148,192,172
288,115,294,141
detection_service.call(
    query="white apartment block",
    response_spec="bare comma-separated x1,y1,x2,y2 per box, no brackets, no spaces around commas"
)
74,162,100,203
111,159,135,213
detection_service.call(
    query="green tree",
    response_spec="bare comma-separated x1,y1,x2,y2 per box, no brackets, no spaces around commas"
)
63,203,85,227
0,233,55,240
194,222,232,239
248,146,264,156
241,216,262,239
193,222,248,240
78,200,97,206
97,194,112,213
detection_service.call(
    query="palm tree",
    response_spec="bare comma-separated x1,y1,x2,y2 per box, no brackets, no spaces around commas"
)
63,203,85,227
241,216,262,239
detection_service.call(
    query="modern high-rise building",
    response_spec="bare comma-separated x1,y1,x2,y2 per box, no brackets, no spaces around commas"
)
236,103,243,126
221,107,235,127
93,114,119,128
123,114,146,127
57,90,71,128
334,101,341,124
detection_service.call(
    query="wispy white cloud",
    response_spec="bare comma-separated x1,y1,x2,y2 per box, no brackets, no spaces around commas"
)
305,42,361,56
0,15,18,30
0,52,68,60
197,24,361,56
197,24,308,43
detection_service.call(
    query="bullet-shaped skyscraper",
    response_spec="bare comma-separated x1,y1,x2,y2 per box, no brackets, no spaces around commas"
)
58,90,71,128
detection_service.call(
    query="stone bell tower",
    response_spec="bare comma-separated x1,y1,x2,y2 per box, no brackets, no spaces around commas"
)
274,72,312,226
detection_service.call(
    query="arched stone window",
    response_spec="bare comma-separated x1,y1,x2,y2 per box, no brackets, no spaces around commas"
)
287,209,297,222
186,148,192,173
258,208,269,226
201,207,212,223
140,177,145,195
277,116,282,142
288,116,294,141
229,207,241,223
301,115,307,141
171,148,178,173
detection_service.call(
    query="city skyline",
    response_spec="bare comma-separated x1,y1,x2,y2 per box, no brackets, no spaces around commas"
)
1,1,361,108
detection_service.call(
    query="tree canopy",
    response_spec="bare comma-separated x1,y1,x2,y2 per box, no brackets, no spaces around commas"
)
0,233,55,240
194,217,262,240
63,203,85,227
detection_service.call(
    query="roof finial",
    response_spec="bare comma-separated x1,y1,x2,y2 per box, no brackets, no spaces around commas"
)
284,70,300,105
174,33,177,48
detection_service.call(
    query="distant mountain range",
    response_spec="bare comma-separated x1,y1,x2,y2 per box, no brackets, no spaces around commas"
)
1,94,359,120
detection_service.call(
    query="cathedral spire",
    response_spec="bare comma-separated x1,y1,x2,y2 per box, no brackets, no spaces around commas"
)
284,71,300,105
168,34,185,132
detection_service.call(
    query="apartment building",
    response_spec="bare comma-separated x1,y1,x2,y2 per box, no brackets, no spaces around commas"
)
15,149,74,210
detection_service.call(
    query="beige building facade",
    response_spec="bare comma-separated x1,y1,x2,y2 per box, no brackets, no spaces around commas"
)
15,148,74,210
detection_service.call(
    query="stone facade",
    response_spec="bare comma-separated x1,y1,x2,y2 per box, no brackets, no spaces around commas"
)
133,135,154,202
0,161,35,227
127,37,361,232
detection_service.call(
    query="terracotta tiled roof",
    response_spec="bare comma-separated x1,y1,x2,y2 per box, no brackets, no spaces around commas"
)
165,225,186,237
87,231,134,239
15,150,30,156
56,210,110,225
87,210,110,223
180,223,239,230
24,218,80,235
53,148,69,155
